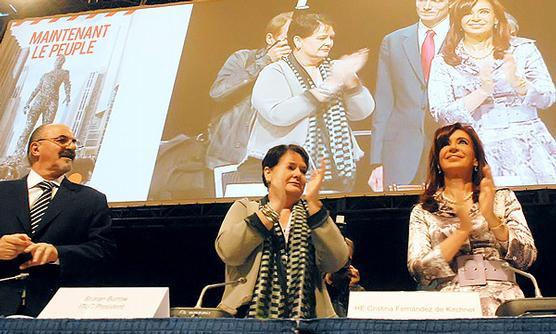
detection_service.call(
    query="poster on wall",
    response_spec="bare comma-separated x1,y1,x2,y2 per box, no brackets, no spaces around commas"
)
0,4,192,202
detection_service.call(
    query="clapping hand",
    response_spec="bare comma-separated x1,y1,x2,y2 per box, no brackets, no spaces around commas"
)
502,53,527,95
331,48,369,89
305,160,325,214
368,165,384,192
478,165,497,223
305,160,324,202
19,242,59,270
338,49,369,72
0,234,32,260
453,188,473,233
479,61,494,96
268,175,287,213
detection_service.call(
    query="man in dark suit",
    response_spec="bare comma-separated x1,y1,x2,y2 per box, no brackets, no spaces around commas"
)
369,0,452,191
0,123,115,317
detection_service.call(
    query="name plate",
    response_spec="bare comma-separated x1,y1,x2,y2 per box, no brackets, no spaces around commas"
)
348,291,482,319
38,287,169,319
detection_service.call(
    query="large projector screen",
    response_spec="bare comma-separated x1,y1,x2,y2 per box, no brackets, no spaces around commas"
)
0,0,554,204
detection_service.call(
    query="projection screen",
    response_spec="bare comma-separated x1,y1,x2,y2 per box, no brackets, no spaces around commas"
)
0,0,554,204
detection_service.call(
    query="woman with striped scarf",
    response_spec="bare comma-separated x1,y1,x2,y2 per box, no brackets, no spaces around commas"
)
246,13,375,193
215,144,350,318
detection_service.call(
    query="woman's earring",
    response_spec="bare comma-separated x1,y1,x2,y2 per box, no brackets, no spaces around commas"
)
437,165,442,174
293,37,301,50
474,165,479,172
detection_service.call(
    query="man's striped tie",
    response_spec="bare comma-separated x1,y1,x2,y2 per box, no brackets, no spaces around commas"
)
30,181,55,234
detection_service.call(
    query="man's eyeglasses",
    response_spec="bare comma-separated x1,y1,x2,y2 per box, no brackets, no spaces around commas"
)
36,136,83,149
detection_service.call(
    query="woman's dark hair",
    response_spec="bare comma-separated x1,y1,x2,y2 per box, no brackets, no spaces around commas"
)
261,144,310,188
443,0,511,66
420,123,488,212
287,12,333,49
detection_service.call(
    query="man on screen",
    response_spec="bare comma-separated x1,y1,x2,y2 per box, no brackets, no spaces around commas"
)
206,11,292,169
0,123,115,317
369,0,452,191
15,55,71,158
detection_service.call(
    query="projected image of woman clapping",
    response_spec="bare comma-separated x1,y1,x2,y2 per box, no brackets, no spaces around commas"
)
428,0,556,186
247,12,375,193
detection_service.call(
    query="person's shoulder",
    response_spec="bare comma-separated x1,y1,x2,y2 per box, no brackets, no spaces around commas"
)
383,23,418,40
510,37,539,55
0,178,25,189
235,197,258,207
258,59,287,75
63,179,106,199
411,202,425,213
510,36,536,47
265,59,286,69
229,198,259,215
229,48,259,57
231,197,258,208
0,178,24,186
221,48,259,64
494,187,516,199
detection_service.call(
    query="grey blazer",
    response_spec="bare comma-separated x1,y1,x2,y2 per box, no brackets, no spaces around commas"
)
370,23,440,186
215,198,349,317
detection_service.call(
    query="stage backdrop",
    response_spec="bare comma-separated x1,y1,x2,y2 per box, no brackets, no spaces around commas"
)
0,0,554,203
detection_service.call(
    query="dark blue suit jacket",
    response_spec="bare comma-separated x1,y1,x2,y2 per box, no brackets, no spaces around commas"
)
0,176,115,316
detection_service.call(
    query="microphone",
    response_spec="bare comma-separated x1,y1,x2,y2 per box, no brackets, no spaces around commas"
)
195,277,246,308
171,277,247,318
0,273,29,283
495,263,556,316
501,263,542,298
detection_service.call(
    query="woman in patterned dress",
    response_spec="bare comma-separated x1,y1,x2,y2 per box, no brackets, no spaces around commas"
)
428,0,556,186
215,144,349,318
407,122,537,316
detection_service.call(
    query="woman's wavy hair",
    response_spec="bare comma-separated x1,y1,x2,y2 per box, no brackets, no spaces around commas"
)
420,123,488,212
442,0,511,66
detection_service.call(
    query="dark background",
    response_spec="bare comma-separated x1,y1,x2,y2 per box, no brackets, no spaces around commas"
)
106,190,556,309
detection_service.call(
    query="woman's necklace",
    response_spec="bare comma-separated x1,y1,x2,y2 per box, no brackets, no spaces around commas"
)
441,191,473,204
462,43,494,59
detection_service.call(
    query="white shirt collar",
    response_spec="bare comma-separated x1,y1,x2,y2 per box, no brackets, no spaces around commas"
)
418,16,450,36
27,169,64,190
418,17,451,54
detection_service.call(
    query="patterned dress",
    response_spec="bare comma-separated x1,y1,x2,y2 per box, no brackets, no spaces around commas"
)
428,38,556,186
407,189,537,316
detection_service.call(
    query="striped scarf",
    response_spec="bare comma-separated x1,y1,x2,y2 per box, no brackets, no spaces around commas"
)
284,54,356,192
248,197,316,319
